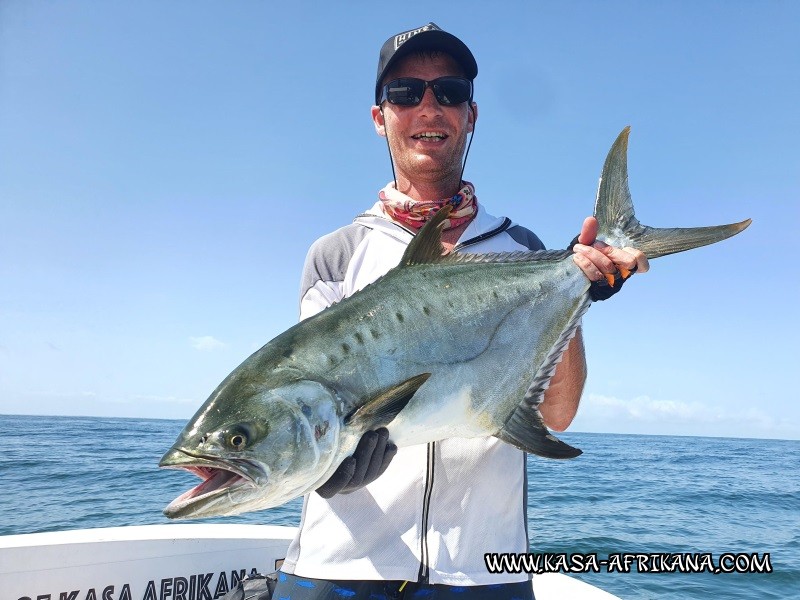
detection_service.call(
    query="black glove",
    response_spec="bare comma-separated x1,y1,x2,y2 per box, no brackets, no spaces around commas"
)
587,266,636,301
568,235,636,301
315,428,397,498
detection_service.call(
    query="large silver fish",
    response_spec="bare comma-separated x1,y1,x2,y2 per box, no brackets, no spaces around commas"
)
160,127,750,519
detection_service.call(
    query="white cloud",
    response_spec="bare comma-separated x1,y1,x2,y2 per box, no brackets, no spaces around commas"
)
571,393,799,440
189,336,228,352
583,394,708,421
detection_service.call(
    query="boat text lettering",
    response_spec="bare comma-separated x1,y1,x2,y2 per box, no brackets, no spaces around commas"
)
16,568,261,600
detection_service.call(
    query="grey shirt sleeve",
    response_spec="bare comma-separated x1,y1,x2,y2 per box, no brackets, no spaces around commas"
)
298,223,370,320
506,224,546,251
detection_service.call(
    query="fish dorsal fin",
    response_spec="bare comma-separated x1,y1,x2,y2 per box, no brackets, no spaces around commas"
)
344,373,431,429
399,205,453,266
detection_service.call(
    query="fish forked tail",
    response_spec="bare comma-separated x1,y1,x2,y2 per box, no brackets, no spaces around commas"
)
593,127,751,259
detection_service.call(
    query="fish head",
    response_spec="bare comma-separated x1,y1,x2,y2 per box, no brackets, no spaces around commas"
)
159,377,343,519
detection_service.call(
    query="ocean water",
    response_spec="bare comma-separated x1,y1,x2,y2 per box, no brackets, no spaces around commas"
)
1,414,797,599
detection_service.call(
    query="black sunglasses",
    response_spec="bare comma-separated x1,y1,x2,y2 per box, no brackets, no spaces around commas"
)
379,76,473,107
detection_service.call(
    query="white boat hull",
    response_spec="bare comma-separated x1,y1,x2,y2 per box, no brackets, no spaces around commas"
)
1,524,620,599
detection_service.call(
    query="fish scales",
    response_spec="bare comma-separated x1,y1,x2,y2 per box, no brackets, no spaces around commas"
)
283,255,590,447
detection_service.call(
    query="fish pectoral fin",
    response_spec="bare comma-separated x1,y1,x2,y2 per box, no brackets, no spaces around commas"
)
344,373,431,429
495,402,582,459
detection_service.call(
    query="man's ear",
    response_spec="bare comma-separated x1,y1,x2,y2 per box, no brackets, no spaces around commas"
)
371,105,386,137
467,101,478,133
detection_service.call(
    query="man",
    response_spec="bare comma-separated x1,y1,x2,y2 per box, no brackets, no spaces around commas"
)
274,23,648,599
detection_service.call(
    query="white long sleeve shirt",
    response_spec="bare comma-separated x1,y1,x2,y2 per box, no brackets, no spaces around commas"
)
281,202,545,585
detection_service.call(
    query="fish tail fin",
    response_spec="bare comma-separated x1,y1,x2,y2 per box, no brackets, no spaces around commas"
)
593,127,751,259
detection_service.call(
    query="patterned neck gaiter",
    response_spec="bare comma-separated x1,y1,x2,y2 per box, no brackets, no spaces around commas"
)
379,181,478,230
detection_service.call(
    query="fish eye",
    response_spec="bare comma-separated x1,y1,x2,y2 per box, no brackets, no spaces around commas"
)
225,424,255,451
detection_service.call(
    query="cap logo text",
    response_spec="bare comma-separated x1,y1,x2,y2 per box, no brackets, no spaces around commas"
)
394,23,441,50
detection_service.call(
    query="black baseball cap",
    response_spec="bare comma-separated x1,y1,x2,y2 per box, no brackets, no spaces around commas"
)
375,22,478,105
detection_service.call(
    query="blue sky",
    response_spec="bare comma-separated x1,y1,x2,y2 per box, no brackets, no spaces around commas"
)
1,1,797,440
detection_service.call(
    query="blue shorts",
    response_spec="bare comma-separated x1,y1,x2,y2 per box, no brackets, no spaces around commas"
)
272,572,534,600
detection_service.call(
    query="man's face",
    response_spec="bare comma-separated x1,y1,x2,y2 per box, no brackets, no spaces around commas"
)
372,52,476,188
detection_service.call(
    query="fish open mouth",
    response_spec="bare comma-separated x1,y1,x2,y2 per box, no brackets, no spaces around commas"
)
172,466,247,502
160,450,263,518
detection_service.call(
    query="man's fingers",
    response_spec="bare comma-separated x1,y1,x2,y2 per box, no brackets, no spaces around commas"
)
318,428,398,497
572,245,614,280
601,245,642,273
573,243,648,279
348,430,379,488
573,215,648,275
375,443,398,479
316,457,356,498
577,217,598,245
572,251,602,282
622,247,650,273
361,428,390,483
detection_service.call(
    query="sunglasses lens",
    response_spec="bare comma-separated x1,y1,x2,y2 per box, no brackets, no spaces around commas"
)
432,78,472,105
384,78,425,105
382,77,472,106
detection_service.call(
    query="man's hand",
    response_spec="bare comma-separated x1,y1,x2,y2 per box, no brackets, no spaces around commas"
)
315,428,397,498
571,217,649,300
